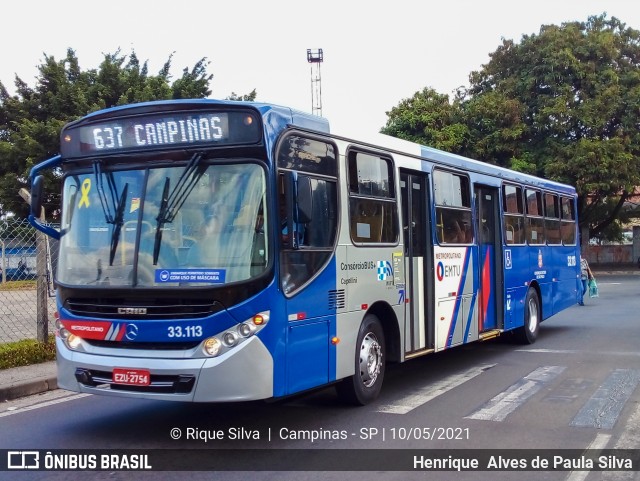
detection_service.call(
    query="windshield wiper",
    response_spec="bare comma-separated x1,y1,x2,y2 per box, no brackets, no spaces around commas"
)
92,161,128,266
152,153,205,265
109,182,128,265
93,161,116,224
153,177,171,266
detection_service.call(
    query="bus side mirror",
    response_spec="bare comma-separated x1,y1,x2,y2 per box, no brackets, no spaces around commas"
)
30,175,44,218
295,174,312,224
27,174,60,240
27,154,62,240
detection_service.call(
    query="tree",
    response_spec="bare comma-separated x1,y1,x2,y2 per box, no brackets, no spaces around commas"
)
382,14,640,241
226,89,257,101
0,49,256,219
382,87,468,153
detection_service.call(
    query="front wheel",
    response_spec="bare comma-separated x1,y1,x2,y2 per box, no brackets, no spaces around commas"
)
336,314,386,405
516,288,540,344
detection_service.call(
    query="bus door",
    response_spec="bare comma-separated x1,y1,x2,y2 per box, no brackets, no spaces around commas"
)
475,185,504,332
400,170,433,354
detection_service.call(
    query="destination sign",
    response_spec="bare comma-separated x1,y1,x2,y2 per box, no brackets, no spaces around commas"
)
61,109,261,157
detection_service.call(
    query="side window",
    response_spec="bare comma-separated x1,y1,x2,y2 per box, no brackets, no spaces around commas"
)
307,179,338,247
277,134,338,296
347,151,398,244
433,170,472,244
560,196,576,245
502,183,525,245
544,193,561,245
525,188,545,244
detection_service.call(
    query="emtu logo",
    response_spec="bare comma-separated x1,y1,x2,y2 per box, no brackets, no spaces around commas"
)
436,261,461,281
437,262,445,281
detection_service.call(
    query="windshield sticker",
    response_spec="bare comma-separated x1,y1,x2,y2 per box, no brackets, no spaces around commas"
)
130,197,140,213
155,269,226,284
78,178,91,208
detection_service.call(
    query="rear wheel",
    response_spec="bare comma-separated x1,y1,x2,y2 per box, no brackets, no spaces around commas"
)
336,314,385,405
516,288,540,344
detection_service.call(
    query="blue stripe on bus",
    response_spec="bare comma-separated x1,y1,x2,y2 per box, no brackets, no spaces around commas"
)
446,248,470,348
464,291,477,344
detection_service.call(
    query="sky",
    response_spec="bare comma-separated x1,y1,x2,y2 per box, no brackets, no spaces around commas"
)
2,1,640,138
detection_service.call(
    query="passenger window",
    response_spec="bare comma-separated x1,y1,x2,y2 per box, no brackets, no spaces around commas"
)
525,189,545,244
560,196,576,245
434,170,472,244
544,193,561,245
347,151,398,244
502,184,525,245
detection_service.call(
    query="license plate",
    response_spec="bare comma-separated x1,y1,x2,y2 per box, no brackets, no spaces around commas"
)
112,368,151,386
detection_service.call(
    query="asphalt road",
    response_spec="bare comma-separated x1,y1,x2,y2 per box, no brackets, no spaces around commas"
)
1,275,640,480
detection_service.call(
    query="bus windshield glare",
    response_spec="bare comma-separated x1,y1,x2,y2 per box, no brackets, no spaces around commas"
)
57,159,268,287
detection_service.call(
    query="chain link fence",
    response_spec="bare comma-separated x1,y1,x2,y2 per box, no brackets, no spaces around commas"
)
0,218,57,344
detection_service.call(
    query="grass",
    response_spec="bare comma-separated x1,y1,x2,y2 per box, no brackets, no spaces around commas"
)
0,336,56,370
0,280,37,290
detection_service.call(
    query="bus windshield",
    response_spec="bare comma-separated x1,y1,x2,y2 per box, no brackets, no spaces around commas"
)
57,160,268,287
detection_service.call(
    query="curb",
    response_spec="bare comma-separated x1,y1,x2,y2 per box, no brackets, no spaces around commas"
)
592,271,640,276
0,376,58,402
0,361,59,403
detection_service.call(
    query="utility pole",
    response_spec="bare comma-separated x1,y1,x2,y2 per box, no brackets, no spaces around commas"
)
19,187,49,342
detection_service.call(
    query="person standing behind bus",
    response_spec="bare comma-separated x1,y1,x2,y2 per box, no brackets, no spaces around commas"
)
579,255,593,306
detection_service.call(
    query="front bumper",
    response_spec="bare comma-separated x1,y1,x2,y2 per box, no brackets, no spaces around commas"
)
56,336,274,402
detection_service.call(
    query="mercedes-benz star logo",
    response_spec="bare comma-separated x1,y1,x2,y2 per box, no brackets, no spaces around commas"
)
125,323,139,341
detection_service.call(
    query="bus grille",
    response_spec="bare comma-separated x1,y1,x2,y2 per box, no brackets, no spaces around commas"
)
75,368,195,394
84,340,201,350
328,289,346,310
64,297,221,320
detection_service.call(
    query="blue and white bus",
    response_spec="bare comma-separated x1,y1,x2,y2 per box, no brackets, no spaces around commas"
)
28,99,580,405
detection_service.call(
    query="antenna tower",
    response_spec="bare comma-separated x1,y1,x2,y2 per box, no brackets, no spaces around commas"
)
307,48,323,116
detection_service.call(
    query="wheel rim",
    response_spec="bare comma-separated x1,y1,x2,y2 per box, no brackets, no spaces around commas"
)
359,332,382,388
527,297,539,333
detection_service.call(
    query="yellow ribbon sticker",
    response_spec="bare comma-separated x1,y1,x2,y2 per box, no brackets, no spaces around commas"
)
78,178,91,208
130,197,140,213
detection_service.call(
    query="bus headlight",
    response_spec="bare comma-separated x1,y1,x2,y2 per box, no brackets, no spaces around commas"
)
56,320,70,339
203,337,222,357
59,327,70,340
201,311,269,357
67,334,82,350
222,332,238,347
237,322,254,338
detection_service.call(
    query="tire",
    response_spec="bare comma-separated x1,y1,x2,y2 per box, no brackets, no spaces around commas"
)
516,288,540,344
336,314,386,405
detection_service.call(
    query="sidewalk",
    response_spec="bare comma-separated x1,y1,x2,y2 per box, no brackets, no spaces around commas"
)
0,360,57,402
593,269,640,274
